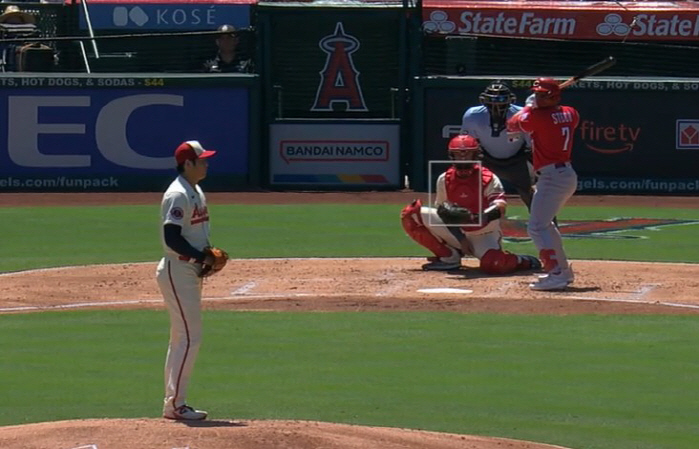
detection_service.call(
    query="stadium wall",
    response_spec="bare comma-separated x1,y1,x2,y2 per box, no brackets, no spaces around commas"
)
0,1,698,193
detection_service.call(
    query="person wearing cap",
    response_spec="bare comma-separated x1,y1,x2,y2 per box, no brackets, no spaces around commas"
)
507,77,580,291
202,24,253,73
156,140,220,421
0,5,36,25
460,81,535,212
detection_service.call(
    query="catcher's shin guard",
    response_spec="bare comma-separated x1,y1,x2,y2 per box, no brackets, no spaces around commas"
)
401,200,453,258
479,249,519,275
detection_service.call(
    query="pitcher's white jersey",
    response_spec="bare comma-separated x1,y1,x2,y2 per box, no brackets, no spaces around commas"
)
160,175,210,257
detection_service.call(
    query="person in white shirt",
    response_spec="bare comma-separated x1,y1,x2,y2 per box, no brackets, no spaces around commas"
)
156,140,219,421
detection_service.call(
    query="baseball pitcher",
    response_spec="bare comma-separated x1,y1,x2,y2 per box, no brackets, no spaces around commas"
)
156,140,228,421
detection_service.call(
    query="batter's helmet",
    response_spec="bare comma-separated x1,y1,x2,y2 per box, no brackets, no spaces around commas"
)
531,77,561,107
531,77,561,95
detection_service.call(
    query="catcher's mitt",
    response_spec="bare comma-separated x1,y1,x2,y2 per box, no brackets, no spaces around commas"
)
199,246,229,278
437,202,479,225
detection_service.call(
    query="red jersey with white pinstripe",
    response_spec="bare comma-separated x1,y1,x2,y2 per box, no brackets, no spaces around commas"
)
507,105,579,171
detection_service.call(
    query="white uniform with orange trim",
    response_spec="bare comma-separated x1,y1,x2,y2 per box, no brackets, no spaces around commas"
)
156,174,211,416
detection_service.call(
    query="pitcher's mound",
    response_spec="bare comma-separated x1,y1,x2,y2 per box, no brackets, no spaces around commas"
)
0,418,573,449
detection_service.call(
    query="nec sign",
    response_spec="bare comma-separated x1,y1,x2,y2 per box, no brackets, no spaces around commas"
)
2,88,249,173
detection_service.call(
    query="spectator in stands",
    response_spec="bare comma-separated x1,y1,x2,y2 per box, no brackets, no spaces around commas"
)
0,5,36,27
0,5,56,73
202,24,254,73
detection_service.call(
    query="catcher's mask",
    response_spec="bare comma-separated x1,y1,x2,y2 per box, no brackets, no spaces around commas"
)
448,134,481,177
531,77,561,108
479,81,516,135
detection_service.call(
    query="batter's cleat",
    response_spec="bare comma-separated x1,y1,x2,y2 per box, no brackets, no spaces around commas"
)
163,405,208,421
529,267,574,291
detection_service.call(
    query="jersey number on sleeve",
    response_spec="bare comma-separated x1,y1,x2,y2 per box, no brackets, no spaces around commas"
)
561,126,571,152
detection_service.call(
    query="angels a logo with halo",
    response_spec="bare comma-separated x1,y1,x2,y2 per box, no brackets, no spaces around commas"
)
502,217,699,242
312,22,367,112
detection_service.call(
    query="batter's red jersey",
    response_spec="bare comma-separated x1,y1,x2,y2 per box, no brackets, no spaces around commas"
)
507,105,579,171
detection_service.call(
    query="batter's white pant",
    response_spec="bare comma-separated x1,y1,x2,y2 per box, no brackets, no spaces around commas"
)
156,256,203,413
420,207,503,258
528,162,578,270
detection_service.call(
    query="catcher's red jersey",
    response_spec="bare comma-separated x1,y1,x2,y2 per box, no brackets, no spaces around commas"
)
507,105,579,171
436,166,505,232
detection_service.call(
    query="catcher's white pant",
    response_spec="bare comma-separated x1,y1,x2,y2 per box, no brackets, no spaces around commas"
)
528,162,577,270
156,256,204,413
420,207,502,258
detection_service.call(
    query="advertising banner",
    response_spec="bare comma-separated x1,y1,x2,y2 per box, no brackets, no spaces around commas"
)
269,122,400,187
266,9,402,118
0,75,250,192
422,78,699,194
79,3,250,30
423,1,699,41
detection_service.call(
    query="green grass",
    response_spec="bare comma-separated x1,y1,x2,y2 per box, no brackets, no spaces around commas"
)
3,202,699,448
2,311,699,449
2,204,699,272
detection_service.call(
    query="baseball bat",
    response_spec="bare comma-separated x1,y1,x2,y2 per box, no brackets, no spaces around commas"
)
558,56,617,89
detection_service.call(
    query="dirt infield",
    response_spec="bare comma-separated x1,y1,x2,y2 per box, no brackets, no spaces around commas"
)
1,191,697,449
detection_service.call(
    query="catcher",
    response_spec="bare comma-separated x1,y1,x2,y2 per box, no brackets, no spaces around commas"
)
400,134,541,274
156,140,229,421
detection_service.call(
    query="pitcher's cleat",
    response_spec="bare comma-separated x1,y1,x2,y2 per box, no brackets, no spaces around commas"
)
163,405,208,421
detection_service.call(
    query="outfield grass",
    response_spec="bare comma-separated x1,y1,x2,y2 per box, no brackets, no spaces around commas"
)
2,311,699,449
2,203,699,449
2,204,699,272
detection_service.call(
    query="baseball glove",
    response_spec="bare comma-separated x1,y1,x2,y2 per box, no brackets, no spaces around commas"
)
199,246,229,278
437,202,479,225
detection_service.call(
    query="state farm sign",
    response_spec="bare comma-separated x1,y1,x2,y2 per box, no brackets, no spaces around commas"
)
423,6,699,41
456,12,576,36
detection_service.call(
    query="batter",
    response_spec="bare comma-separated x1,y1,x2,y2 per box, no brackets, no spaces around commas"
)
507,78,580,291
156,140,218,420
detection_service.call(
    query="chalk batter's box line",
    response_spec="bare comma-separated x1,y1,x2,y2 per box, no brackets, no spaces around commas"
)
427,160,484,228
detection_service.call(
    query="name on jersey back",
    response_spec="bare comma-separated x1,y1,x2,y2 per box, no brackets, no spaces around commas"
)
551,111,574,125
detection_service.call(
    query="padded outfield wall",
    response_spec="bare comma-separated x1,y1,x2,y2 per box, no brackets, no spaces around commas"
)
1,0,699,193
411,77,699,195
0,74,260,192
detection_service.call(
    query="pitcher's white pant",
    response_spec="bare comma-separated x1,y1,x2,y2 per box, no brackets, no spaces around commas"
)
420,207,502,258
528,163,577,271
156,256,203,413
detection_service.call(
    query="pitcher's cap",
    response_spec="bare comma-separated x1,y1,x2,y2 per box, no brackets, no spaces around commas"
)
175,140,216,165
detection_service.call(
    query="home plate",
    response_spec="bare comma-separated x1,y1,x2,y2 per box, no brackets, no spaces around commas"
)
417,288,473,294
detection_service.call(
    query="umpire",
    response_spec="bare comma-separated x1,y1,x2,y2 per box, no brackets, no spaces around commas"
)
460,81,534,211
